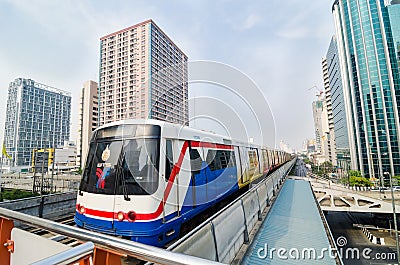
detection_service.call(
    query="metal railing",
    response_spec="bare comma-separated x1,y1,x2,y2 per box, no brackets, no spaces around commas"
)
167,159,297,264
31,242,95,265
0,207,223,265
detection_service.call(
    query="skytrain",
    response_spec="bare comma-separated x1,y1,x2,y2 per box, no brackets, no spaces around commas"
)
75,119,291,246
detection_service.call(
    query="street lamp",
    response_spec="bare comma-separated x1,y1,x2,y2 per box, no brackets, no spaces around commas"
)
379,152,388,188
384,171,399,264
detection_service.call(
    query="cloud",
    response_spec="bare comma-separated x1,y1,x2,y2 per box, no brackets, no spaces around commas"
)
0,0,336,151
239,14,261,30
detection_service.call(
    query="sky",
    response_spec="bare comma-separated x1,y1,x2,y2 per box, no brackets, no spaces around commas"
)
0,0,335,151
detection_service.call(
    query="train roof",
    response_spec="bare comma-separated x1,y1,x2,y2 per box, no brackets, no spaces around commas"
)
93,119,284,151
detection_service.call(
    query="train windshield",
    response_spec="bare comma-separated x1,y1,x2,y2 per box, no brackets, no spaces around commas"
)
79,125,160,195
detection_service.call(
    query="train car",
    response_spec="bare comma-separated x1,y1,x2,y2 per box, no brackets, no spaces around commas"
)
75,119,290,246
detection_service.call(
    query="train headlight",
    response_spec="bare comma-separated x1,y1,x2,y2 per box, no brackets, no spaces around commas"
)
117,211,125,221
127,211,136,222
79,205,85,214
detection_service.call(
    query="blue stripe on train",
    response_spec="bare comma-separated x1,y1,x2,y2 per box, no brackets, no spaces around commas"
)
75,164,239,246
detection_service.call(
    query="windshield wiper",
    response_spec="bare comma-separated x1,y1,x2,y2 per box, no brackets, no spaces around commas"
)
116,146,131,201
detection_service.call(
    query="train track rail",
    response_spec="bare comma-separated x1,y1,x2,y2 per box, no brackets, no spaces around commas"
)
22,213,82,247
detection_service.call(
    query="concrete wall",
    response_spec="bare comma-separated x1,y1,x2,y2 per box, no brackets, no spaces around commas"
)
0,191,77,220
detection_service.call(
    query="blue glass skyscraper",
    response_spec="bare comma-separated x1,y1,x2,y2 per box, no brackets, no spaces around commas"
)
332,0,400,178
326,36,351,170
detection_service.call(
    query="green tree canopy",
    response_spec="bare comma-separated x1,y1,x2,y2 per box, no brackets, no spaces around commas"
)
349,170,362,178
349,176,372,187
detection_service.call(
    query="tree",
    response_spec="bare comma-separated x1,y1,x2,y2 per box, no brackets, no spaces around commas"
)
349,170,362,178
347,170,371,187
391,175,400,186
304,158,312,165
321,161,335,176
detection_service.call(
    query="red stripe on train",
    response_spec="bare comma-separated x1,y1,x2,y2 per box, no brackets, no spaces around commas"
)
78,141,233,221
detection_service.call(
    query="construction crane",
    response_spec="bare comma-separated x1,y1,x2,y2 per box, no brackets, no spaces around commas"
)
308,84,323,97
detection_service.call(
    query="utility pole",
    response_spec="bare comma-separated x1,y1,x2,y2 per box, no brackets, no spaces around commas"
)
32,149,38,193
39,151,47,218
385,172,399,264
368,144,375,180
50,138,55,193
40,152,45,196
380,153,388,188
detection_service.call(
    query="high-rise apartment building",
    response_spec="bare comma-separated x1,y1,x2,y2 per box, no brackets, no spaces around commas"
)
3,78,71,171
98,19,188,126
326,36,351,171
322,57,337,166
76,80,98,169
332,0,400,177
312,93,330,165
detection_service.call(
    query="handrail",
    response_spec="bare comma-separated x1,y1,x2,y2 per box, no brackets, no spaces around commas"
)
0,207,223,265
31,242,95,265
309,181,344,265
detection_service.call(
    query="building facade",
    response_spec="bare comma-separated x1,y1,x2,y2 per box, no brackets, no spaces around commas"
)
326,36,352,172
312,93,330,165
32,141,77,174
76,80,98,169
322,57,337,166
98,19,188,126
3,78,71,171
332,0,400,178
52,141,78,173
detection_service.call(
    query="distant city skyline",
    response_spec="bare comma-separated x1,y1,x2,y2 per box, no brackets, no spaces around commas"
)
0,1,335,150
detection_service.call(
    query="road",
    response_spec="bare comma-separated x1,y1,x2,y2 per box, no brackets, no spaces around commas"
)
294,159,308,177
325,211,398,264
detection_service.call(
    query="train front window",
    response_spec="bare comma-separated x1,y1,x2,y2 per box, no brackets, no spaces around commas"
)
80,138,160,195
117,139,160,195
79,124,161,195
80,141,123,194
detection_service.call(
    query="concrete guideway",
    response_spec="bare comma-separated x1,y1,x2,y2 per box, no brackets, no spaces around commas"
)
241,178,338,265
310,177,400,213
167,159,297,264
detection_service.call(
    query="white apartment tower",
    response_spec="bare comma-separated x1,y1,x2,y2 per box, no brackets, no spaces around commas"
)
98,19,188,126
312,92,330,165
76,80,98,169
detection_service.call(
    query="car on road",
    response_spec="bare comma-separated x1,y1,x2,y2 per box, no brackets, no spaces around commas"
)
391,186,400,191
370,186,390,192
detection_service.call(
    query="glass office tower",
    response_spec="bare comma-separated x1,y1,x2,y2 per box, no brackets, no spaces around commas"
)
3,78,71,171
326,36,351,170
332,0,400,178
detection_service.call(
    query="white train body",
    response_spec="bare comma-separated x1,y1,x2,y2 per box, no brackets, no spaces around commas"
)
75,119,290,246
